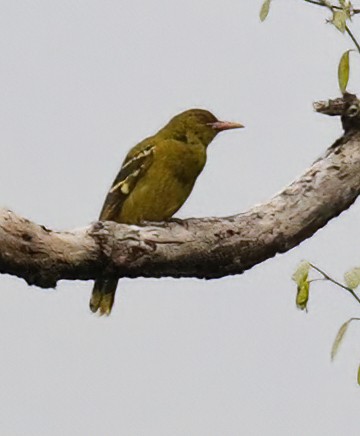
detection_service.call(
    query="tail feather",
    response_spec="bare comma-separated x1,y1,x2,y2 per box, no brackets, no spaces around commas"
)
90,278,119,315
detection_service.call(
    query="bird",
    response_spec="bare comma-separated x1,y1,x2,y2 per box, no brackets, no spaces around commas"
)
90,108,244,315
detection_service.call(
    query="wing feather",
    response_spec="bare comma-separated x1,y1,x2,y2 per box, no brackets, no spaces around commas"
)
99,143,155,220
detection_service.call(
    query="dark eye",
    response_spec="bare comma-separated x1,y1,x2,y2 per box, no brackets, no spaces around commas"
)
347,104,359,117
176,134,188,143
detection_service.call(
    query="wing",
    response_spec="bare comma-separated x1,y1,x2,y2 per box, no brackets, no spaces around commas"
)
99,142,155,220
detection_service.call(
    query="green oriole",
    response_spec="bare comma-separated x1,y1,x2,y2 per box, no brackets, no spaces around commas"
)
90,109,243,315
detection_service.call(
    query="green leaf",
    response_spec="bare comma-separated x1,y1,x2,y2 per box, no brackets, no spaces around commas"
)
292,261,310,285
344,266,360,289
292,261,311,310
339,0,352,14
338,50,351,94
260,0,271,22
357,364,360,386
296,280,310,311
331,10,348,33
331,318,360,360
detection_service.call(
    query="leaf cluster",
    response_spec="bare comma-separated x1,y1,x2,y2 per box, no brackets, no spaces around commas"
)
259,0,360,94
292,261,360,384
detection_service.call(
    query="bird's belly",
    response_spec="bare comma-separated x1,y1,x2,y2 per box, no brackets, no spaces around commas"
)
119,173,193,224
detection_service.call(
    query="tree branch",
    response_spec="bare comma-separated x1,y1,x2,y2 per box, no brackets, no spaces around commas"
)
1,95,360,290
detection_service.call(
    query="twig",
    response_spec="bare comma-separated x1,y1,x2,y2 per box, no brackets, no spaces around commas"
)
310,263,360,305
303,0,360,14
303,0,360,53
346,25,360,54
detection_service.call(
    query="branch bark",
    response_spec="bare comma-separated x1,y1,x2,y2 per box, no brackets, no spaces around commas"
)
1,95,360,289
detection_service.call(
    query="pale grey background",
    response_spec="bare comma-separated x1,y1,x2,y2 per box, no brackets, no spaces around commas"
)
0,1,360,435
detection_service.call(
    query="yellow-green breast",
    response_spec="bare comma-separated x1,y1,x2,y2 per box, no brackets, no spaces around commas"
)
119,139,207,224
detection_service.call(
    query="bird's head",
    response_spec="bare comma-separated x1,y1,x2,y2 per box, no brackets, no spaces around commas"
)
160,109,244,147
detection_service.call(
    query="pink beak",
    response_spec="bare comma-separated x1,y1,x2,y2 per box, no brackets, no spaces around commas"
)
209,120,244,131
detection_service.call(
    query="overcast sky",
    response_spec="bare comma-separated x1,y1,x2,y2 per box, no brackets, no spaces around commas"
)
1,1,360,435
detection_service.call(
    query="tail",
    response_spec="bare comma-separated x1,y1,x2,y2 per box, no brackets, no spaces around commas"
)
90,278,119,315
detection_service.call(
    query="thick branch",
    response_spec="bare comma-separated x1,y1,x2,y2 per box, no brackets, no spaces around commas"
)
1,96,360,288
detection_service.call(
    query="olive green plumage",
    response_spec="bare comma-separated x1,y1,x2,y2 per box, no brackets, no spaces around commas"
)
90,109,243,315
